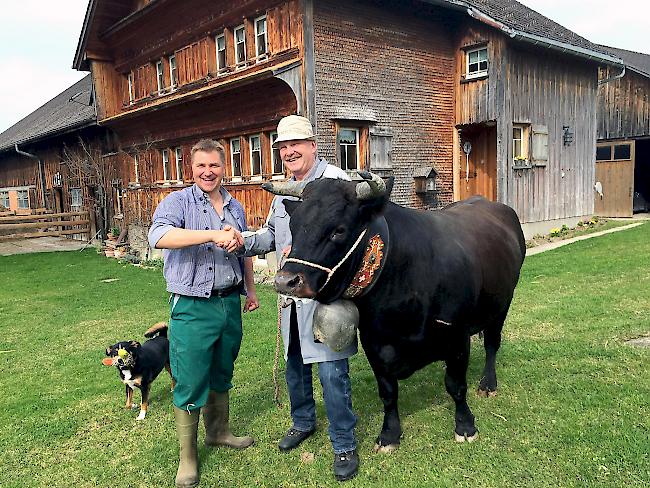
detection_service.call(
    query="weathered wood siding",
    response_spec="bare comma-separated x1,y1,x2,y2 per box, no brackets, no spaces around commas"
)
597,68,650,140
505,46,598,223
456,20,598,224
312,0,458,210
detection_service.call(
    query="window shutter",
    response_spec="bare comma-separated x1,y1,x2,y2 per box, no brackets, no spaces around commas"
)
369,127,393,171
531,125,548,166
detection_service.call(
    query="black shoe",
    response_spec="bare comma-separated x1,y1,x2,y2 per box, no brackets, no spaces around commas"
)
333,449,359,481
278,427,315,452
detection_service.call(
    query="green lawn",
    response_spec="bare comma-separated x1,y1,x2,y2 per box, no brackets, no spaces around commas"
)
0,225,648,488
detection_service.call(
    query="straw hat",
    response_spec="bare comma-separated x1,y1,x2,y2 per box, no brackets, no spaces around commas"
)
273,115,316,147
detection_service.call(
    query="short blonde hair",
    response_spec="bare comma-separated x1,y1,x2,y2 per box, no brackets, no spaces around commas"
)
191,139,225,165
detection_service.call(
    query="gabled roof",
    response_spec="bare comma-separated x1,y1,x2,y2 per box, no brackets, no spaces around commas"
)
0,75,96,153
598,45,650,78
425,0,623,66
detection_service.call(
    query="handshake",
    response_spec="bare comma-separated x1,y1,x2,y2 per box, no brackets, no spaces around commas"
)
213,225,244,253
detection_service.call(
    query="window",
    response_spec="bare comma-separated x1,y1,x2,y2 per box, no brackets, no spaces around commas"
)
175,147,184,181
234,25,246,65
597,143,632,162
596,146,612,161
133,154,140,183
156,60,165,93
230,138,242,180
127,72,134,103
70,188,83,209
17,190,29,209
249,135,262,179
270,132,284,177
255,16,268,58
0,190,9,208
169,55,178,88
466,47,488,79
338,128,359,171
216,33,226,71
512,125,530,166
614,144,631,160
162,149,171,180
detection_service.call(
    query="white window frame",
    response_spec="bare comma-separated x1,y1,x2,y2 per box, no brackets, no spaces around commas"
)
254,15,268,59
513,124,530,166
156,60,165,94
127,72,134,103
338,127,360,172
70,188,83,208
0,190,10,208
216,33,227,72
270,131,284,179
230,138,242,181
249,134,262,181
234,25,247,66
175,147,184,181
162,149,171,181
17,189,29,209
169,55,178,89
466,47,488,79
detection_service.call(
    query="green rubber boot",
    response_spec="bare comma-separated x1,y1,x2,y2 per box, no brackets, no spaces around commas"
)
203,390,254,449
174,406,200,488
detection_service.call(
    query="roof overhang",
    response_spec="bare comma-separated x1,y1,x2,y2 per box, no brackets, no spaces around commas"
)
73,0,97,71
421,0,625,68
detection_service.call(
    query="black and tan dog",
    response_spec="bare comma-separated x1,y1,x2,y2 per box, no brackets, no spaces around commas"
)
103,322,174,420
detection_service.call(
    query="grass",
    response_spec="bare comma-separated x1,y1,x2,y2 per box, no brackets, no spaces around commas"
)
1,225,649,488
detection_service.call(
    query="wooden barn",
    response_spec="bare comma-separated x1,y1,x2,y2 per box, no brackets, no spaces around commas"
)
70,0,625,253
595,45,650,217
0,76,96,213
0,75,123,239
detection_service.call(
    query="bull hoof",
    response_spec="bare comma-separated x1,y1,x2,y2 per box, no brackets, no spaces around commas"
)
373,443,399,454
477,388,497,398
454,431,479,443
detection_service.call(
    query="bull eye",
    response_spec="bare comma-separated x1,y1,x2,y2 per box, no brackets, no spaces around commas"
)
330,226,346,241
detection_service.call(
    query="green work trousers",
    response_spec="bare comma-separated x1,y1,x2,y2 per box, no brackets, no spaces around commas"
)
169,293,243,411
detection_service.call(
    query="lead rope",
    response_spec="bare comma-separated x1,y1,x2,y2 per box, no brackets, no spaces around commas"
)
273,295,283,407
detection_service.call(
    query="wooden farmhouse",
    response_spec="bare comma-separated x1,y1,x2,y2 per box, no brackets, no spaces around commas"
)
2,0,630,254
0,76,117,239
595,46,650,217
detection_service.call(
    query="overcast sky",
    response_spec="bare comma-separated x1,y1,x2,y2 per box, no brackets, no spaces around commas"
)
0,0,648,134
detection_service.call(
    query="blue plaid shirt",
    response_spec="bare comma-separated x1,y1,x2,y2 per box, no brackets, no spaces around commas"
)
148,184,248,298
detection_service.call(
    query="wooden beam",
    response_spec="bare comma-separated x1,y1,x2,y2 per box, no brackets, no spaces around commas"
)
0,229,90,241
0,211,88,223
0,220,91,231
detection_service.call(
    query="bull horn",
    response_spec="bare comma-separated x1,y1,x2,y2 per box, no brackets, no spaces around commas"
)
355,171,386,200
262,180,307,198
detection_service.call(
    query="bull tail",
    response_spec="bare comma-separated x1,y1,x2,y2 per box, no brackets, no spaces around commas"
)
144,321,168,338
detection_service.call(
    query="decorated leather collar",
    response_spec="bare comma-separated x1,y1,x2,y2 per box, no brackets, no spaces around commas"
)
343,216,390,299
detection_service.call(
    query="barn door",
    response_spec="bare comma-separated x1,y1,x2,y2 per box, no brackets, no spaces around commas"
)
594,142,634,217
459,125,497,201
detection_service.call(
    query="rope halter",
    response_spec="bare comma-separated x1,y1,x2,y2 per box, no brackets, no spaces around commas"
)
281,229,368,293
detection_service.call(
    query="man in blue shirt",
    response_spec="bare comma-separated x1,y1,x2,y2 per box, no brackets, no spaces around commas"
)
149,139,258,488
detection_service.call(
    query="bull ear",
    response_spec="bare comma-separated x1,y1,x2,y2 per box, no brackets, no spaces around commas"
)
283,200,301,216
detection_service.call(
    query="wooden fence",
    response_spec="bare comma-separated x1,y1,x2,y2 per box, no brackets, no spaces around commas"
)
0,211,91,240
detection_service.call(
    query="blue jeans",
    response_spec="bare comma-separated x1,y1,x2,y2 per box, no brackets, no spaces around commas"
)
285,305,357,454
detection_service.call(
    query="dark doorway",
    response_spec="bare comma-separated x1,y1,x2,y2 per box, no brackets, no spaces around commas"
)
634,138,650,213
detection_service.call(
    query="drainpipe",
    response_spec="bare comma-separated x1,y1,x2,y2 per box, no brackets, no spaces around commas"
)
15,143,47,208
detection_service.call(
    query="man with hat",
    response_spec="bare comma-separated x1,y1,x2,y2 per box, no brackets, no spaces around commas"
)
236,115,359,481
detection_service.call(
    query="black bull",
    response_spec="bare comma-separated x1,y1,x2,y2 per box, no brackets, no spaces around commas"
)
267,172,525,450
